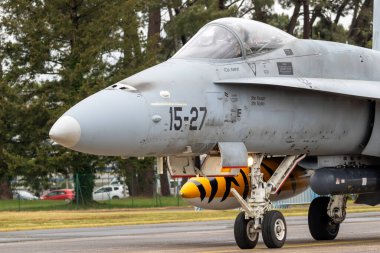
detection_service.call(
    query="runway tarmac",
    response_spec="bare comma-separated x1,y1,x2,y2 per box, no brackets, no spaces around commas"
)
1,211,380,253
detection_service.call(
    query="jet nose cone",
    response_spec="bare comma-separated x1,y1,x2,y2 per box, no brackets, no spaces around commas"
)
49,116,81,148
180,180,200,199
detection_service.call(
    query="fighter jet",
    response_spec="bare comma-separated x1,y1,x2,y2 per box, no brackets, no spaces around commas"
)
50,4,380,249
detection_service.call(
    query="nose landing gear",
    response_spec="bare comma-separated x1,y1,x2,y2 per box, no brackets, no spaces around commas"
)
231,154,305,249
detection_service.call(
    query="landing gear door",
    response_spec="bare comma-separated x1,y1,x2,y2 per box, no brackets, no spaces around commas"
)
167,155,242,177
200,156,240,177
218,142,248,168
205,92,224,127
362,101,380,157
200,142,248,177
167,142,248,177
167,156,197,178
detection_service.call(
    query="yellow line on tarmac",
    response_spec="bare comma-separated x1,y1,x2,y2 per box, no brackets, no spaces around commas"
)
285,238,380,248
201,239,380,253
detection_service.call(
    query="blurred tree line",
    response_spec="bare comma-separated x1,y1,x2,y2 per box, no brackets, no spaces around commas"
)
0,0,375,202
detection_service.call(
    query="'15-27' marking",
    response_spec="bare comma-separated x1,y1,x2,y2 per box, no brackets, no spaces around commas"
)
169,107,207,131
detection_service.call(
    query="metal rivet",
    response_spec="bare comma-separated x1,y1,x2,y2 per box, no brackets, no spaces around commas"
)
160,91,170,99
152,115,162,123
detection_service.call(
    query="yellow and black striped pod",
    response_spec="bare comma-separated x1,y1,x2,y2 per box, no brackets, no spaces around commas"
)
180,157,310,210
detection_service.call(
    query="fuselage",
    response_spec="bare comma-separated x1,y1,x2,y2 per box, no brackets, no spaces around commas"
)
50,18,380,159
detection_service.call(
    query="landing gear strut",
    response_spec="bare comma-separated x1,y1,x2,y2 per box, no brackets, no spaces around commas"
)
231,154,305,249
308,195,347,240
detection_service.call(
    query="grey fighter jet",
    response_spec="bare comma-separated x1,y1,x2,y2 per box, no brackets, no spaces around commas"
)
50,10,380,250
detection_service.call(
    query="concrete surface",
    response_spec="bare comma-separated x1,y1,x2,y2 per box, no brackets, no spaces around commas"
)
1,212,380,252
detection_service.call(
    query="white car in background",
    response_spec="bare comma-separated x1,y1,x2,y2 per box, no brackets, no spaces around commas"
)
12,190,39,200
92,185,129,201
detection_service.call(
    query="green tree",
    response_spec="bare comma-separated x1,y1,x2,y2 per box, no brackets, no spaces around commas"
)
116,157,155,197
0,0,152,203
0,81,16,199
0,0,376,203
163,0,237,58
349,0,373,47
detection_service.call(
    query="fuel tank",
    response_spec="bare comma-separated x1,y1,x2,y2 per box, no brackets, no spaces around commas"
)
310,167,380,195
180,157,310,210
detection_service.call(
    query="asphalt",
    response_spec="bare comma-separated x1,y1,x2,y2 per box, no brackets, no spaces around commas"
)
1,212,380,253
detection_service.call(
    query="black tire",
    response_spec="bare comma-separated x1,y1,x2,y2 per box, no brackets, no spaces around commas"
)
308,196,340,240
112,196,120,200
234,212,259,249
262,210,287,248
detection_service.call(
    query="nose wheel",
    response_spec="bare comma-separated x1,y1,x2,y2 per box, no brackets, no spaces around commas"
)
234,212,259,249
262,210,287,248
231,154,305,249
234,210,287,249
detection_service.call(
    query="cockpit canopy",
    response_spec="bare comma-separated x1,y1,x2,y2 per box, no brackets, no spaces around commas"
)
174,18,296,60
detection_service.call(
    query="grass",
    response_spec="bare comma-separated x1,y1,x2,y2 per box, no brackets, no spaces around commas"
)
0,209,239,232
0,198,380,231
0,196,187,211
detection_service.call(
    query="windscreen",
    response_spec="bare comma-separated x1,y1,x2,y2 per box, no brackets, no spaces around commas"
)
220,18,296,56
174,25,242,59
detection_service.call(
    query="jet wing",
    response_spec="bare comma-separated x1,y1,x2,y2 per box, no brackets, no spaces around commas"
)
215,77,380,100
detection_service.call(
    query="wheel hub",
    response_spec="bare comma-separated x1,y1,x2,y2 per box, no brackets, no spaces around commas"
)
274,219,285,240
246,219,258,241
